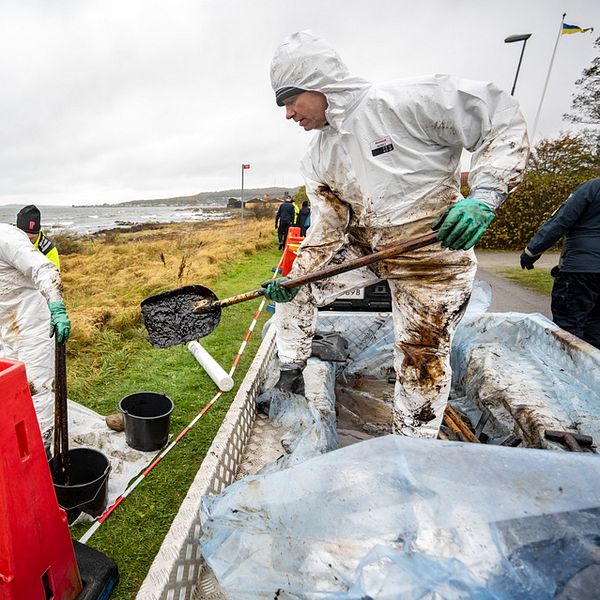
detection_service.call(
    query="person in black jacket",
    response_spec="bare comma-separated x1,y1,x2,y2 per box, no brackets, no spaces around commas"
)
521,177,600,349
275,197,296,249
298,200,311,237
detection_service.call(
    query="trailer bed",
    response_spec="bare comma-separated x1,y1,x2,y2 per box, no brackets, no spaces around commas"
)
137,307,600,599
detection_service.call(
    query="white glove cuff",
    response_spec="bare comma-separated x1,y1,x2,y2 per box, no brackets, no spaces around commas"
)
469,187,504,211
524,247,541,258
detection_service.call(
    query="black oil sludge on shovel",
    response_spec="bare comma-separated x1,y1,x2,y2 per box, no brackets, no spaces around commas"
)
52,334,70,484
141,231,440,349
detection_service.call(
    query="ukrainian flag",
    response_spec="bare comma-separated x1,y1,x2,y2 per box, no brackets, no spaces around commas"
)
562,22,594,34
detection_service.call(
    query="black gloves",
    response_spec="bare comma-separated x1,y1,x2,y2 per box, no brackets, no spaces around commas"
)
520,248,541,270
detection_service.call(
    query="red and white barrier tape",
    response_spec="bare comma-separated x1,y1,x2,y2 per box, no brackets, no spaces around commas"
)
80,266,278,544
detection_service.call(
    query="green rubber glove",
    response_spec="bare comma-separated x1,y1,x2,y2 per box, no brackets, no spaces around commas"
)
434,198,495,250
261,277,300,303
48,301,71,343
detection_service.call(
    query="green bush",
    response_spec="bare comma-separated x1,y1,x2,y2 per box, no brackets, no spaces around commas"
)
52,232,86,254
479,134,600,250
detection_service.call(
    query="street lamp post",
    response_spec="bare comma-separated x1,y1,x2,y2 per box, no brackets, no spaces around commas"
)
504,33,532,96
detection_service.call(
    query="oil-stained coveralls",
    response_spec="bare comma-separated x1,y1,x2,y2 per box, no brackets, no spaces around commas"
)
0,223,66,447
269,32,529,438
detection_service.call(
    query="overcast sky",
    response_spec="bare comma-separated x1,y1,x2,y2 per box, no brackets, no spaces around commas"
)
0,0,598,206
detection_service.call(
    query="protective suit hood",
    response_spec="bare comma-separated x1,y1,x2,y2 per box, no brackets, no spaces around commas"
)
270,31,371,131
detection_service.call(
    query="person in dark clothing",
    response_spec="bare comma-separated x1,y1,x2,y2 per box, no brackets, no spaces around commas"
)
521,177,600,349
298,201,311,237
275,198,296,249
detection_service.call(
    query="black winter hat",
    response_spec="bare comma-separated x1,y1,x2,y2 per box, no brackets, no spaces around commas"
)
275,86,306,106
16,205,41,234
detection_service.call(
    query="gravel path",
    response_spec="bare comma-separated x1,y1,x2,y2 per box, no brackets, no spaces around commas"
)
474,250,559,319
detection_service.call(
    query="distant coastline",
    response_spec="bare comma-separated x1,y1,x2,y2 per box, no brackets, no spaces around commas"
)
76,185,299,208
0,204,234,235
0,185,297,235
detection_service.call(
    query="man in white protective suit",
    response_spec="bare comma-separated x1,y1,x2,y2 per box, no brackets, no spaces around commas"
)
263,31,529,438
0,223,71,450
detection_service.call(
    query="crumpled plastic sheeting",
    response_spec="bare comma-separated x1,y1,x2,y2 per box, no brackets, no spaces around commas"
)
200,435,600,599
317,312,393,380
255,280,494,468
68,400,158,518
340,320,394,381
320,279,492,382
256,357,338,474
463,278,492,320
451,311,600,447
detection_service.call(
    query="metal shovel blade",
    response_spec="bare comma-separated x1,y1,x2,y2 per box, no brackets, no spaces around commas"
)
140,285,221,348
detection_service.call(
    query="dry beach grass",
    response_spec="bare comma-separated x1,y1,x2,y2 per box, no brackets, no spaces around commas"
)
56,215,281,597
62,218,275,351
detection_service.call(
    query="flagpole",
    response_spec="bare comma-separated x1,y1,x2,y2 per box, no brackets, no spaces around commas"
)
531,13,566,144
240,163,245,233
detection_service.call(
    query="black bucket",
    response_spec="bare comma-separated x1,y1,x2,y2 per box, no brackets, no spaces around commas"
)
50,447,111,525
119,392,174,451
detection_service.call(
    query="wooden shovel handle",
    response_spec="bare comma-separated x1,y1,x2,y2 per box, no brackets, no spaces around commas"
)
284,231,439,288
53,337,69,481
209,231,439,311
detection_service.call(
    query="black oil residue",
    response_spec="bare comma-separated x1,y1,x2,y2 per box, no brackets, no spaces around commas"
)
140,285,221,348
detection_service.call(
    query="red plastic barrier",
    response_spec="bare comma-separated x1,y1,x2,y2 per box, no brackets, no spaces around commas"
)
0,359,82,600
280,226,304,277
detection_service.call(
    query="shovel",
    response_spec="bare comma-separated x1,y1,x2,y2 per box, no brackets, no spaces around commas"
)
141,230,439,348
52,336,70,484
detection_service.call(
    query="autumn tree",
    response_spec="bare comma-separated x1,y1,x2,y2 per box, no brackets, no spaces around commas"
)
482,36,600,250
564,35,600,127
479,134,599,249
292,185,308,209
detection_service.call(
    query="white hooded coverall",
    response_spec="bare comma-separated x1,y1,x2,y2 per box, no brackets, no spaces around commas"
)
0,223,63,445
271,32,529,438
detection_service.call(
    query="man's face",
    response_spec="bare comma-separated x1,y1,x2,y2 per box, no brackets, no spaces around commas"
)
283,91,328,131
26,232,38,243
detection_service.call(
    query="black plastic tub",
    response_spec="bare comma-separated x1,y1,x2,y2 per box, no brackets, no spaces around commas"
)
119,392,174,451
51,447,111,525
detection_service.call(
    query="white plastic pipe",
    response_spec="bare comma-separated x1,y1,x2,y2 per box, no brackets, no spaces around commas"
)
187,341,234,392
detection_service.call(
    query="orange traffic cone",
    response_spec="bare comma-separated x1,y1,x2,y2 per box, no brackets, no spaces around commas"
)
280,226,304,276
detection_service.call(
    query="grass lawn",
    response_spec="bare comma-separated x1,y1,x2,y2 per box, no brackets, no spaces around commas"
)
497,267,554,296
60,219,281,598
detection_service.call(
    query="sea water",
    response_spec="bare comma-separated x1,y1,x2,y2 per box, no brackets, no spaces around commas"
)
0,204,231,235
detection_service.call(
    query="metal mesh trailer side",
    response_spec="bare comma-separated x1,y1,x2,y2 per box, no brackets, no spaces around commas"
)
136,328,277,600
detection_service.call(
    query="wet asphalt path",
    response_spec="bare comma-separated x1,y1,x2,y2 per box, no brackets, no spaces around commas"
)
474,251,558,320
